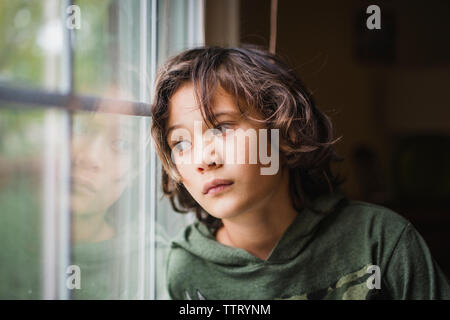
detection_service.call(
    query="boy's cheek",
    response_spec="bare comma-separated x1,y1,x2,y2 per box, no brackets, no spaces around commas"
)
223,133,259,165
174,166,202,195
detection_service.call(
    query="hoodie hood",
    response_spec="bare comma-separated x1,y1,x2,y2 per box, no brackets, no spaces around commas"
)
170,191,348,266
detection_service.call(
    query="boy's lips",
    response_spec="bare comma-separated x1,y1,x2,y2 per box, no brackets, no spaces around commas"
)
71,176,97,194
202,178,234,195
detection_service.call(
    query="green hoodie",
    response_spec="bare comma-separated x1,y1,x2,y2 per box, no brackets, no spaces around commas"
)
166,191,450,300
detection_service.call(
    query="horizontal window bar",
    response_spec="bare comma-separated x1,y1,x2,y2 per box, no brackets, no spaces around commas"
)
0,85,151,117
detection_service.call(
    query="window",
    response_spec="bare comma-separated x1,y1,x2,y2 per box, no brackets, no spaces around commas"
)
0,0,204,300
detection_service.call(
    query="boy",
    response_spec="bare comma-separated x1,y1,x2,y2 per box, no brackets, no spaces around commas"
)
151,46,450,299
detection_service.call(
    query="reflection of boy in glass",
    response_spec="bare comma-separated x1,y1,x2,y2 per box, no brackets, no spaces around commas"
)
70,111,150,299
0,105,157,299
71,112,138,243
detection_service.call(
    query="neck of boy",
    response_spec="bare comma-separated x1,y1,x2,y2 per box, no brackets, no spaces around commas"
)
216,166,299,261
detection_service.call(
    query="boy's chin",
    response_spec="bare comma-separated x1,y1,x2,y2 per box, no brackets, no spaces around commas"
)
206,203,243,221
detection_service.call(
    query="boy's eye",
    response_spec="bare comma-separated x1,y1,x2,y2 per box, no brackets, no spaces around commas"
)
213,123,232,135
173,140,191,152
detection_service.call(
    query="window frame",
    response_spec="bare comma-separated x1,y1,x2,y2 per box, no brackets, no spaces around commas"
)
0,0,205,300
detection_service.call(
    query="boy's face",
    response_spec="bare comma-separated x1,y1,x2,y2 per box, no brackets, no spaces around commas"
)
166,82,284,221
71,113,136,216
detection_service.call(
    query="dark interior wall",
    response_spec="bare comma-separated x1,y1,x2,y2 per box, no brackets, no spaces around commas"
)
239,0,270,47
205,0,240,47
273,0,385,200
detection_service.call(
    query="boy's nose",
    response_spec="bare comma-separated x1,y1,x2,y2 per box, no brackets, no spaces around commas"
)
73,136,105,172
197,160,222,173
196,144,223,173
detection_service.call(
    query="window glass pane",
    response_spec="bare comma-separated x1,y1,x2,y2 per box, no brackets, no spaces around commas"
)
157,0,204,62
72,0,116,96
70,110,150,299
0,105,70,299
0,0,205,301
0,0,67,91
69,0,156,299
73,0,151,103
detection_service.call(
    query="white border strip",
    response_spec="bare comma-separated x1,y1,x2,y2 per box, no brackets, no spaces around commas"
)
149,0,158,301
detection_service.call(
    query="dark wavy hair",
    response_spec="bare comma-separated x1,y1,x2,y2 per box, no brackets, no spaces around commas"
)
151,46,346,233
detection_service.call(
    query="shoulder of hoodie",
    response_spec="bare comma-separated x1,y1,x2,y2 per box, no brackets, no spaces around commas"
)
314,198,412,252
331,198,410,230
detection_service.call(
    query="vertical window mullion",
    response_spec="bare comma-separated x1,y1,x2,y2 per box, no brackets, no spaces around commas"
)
42,110,58,300
56,111,71,300
59,0,74,300
188,0,195,47
137,0,148,300
41,0,72,300
148,0,158,301
197,0,205,46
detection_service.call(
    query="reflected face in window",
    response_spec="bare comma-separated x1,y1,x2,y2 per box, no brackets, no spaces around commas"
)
71,113,136,216
166,82,284,221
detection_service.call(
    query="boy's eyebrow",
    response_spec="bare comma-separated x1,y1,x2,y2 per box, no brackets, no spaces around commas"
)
165,111,239,137
165,124,183,138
